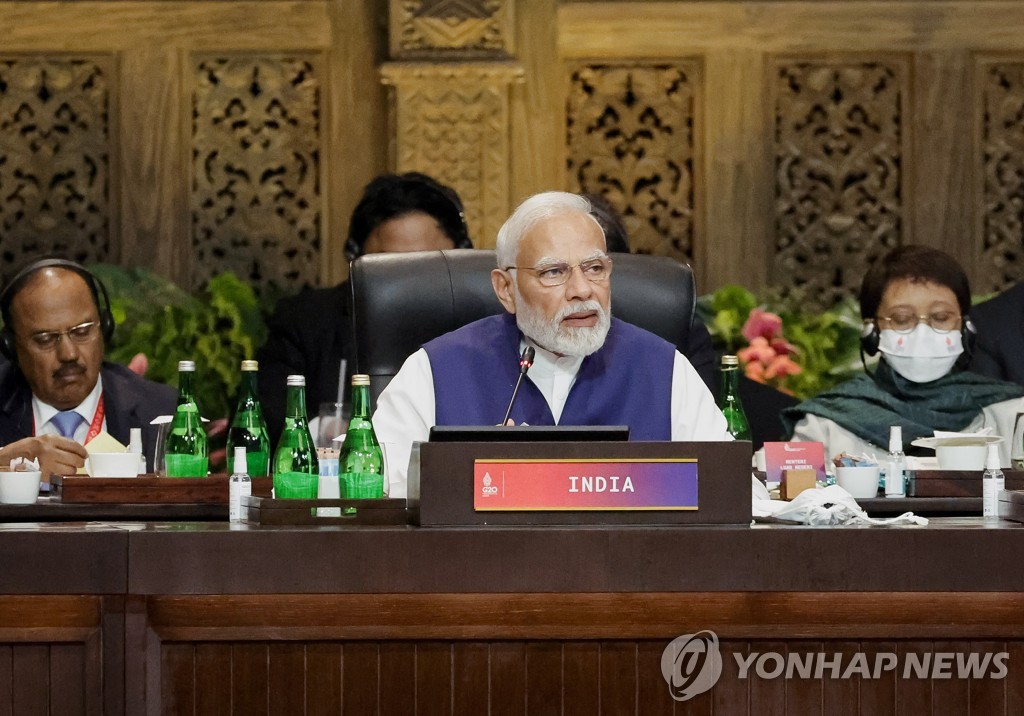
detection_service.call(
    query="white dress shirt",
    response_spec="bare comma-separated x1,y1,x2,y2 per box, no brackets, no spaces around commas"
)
373,342,730,498
33,375,106,443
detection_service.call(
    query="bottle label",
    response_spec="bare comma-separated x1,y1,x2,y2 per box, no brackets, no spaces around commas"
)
273,471,318,499
983,475,1005,517
884,461,905,497
340,471,384,499
229,480,252,521
164,454,209,478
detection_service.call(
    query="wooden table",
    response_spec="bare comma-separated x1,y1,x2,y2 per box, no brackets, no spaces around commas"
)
2,518,1024,714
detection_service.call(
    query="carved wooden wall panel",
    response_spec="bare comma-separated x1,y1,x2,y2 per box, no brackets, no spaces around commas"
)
772,58,907,306
559,3,1024,301
567,63,699,262
390,0,513,59
191,55,322,294
0,1,377,291
0,57,113,281
980,60,1024,294
382,62,522,249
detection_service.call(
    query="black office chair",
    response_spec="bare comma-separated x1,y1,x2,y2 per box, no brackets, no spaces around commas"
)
349,249,700,408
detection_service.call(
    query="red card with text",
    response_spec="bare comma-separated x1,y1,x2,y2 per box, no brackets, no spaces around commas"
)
763,441,826,483
473,459,698,511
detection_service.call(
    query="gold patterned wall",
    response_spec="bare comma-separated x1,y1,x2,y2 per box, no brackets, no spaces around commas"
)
980,60,1024,294
772,59,906,307
4,2,1024,304
191,55,322,293
0,57,113,275
567,63,699,261
0,1,378,291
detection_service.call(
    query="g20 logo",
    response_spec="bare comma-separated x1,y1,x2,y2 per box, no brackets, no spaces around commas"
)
660,630,723,701
481,473,498,496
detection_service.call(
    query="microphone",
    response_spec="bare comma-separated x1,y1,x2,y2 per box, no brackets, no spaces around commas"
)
502,346,535,426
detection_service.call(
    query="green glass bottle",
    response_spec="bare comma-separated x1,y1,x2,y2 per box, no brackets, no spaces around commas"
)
164,360,209,477
272,375,319,499
226,360,270,477
719,354,752,441
339,374,385,499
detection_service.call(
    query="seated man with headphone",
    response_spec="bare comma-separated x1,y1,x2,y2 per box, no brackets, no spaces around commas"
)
781,245,1024,465
0,258,176,478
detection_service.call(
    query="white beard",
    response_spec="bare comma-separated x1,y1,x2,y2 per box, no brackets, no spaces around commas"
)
514,292,611,357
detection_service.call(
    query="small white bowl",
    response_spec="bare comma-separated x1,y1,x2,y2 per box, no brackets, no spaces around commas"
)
836,466,881,498
86,452,140,478
936,444,987,471
0,470,42,504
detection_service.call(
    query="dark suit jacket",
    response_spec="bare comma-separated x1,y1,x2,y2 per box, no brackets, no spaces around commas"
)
256,282,354,446
968,281,1024,386
0,359,177,469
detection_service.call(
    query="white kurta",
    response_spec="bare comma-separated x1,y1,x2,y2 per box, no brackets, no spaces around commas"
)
374,341,731,498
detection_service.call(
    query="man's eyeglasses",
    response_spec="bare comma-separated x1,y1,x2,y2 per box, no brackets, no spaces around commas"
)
25,321,100,350
874,311,962,334
505,257,613,287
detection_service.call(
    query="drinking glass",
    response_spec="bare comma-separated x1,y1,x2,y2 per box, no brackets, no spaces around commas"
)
1012,412,1024,470
152,420,173,477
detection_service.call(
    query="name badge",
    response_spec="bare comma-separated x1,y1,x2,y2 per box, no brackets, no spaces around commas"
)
473,459,698,511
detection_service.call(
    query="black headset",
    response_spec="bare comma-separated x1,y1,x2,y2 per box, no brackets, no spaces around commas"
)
0,258,115,362
860,316,977,358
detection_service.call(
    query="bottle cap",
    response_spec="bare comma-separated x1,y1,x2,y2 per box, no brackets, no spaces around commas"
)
351,374,371,386
233,446,248,475
888,425,903,452
286,375,306,387
721,355,739,367
986,443,1001,470
178,360,196,372
240,360,259,371
128,427,143,453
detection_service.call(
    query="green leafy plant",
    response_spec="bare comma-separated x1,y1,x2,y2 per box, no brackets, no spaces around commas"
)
90,265,267,421
698,285,863,400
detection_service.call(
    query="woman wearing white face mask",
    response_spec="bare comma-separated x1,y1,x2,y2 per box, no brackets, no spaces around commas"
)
782,245,1024,465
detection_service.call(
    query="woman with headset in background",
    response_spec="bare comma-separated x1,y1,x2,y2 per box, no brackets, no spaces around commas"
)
782,245,1024,465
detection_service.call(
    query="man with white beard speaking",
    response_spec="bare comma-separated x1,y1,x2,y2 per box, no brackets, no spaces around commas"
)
372,191,731,498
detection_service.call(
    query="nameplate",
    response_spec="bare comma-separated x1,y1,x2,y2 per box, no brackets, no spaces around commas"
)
472,459,698,511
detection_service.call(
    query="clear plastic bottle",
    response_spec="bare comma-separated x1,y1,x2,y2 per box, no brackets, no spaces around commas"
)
982,443,1004,520
884,426,906,498
229,446,251,522
128,427,146,475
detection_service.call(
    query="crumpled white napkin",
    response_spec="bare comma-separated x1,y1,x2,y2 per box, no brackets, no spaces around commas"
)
7,456,40,471
751,475,928,526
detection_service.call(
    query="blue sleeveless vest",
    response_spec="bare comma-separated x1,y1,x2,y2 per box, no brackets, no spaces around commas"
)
424,313,674,439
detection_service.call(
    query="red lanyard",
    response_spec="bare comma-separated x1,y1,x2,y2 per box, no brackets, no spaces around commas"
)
85,395,105,443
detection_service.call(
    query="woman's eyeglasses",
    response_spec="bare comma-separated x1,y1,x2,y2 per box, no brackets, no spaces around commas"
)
874,311,962,334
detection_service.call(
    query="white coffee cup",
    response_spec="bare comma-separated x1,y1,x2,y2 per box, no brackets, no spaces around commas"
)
0,470,42,504
936,444,987,471
836,466,881,499
86,452,141,478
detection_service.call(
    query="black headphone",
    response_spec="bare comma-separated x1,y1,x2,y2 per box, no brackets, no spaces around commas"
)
0,258,115,362
860,316,977,358
344,172,472,260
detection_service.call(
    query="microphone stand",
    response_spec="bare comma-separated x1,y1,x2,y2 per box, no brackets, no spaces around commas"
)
502,346,536,426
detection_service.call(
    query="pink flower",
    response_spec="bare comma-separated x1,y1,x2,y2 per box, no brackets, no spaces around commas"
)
742,308,784,343
738,336,777,365
764,354,802,380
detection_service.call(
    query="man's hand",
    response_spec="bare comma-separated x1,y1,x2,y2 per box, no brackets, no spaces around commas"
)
1,436,88,477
